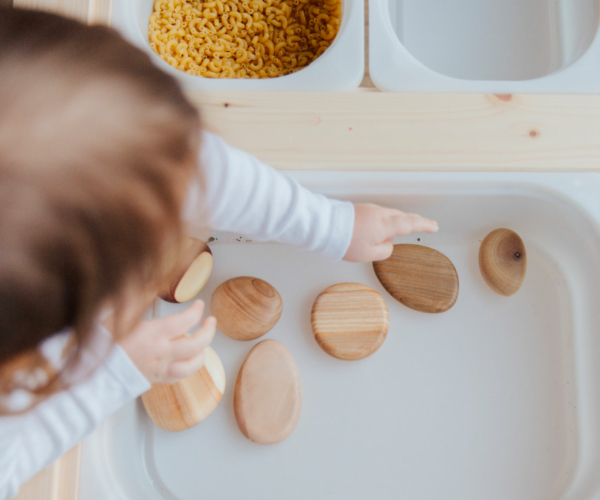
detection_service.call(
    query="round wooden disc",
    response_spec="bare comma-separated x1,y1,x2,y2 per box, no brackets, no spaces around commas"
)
311,283,389,361
373,244,459,313
234,339,302,445
210,277,283,341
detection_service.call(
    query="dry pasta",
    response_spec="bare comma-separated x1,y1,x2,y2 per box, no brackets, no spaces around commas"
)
148,0,342,78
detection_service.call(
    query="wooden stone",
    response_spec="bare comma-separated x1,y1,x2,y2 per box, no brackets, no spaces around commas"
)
211,277,283,341
479,228,527,296
141,346,225,432
160,238,213,303
373,244,459,313
234,339,302,445
311,283,389,361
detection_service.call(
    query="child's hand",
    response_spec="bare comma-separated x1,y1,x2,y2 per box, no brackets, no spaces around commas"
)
119,300,216,384
343,203,439,262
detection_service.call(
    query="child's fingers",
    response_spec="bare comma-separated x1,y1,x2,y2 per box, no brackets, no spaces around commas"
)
171,317,216,360
163,300,205,338
168,350,206,380
408,213,439,233
386,212,438,237
371,240,394,261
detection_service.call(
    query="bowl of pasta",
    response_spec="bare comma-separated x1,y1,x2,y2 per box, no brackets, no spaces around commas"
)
110,0,364,90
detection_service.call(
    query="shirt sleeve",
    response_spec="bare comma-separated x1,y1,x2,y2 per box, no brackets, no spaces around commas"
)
183,131,355,261
0,329,150,499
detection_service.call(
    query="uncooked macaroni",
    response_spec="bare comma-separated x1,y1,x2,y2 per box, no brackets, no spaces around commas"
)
148,0,342,78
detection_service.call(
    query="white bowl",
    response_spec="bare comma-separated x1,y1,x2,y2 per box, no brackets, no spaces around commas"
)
369,0,600,92
110,0,364,90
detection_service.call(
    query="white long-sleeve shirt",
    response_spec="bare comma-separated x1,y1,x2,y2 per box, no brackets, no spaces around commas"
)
0,132,354,499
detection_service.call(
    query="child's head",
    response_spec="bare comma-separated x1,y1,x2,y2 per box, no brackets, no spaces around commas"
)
0,9,200,401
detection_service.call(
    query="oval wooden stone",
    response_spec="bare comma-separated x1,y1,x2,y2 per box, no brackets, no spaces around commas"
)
479,228,527,296
373,244,459,313
311,283,389,361
211,277,283,341
160,238,213,303
142,346,226,432
234,339,302,444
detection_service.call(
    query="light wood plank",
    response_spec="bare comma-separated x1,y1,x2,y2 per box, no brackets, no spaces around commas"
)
14,445,81,500
13,0,110,23
191,92,600,171
13,0,89,21
87,0,111,24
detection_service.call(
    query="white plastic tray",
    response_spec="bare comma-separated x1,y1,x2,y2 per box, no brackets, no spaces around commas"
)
109,0,364,91
369,0,600,93
81,172,600,500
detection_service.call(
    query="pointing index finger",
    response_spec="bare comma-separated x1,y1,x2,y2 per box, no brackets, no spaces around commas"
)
386,212,439,238
407,213,439,234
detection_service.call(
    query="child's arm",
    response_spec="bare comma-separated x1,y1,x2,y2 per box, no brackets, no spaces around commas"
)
185,131,355,260
185,132,438,263
0,331,148,499
0,302,214,499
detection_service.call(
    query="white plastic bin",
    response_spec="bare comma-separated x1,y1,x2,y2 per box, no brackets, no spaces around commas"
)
369,0,600,92
80,172,600,500
110,0,364,90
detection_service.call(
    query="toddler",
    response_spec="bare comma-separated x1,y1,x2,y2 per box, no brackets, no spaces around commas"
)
0,8,438,498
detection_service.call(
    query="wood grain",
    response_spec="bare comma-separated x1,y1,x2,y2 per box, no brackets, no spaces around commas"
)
141,346,225,432
211,277,283,341
479,229,527,296
374,244,459,313
311,283,388,360
14,445,81,500
234,339,302,444
190,92,600,171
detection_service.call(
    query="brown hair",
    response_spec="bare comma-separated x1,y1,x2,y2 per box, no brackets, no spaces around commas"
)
0,9,201,406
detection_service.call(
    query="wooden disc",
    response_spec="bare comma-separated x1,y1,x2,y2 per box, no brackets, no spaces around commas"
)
479,228,527,296
234,339,302,445
373,244,459,313
211,277,283,341
311,283,389,361
160,238,213,303
142,346,226,432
